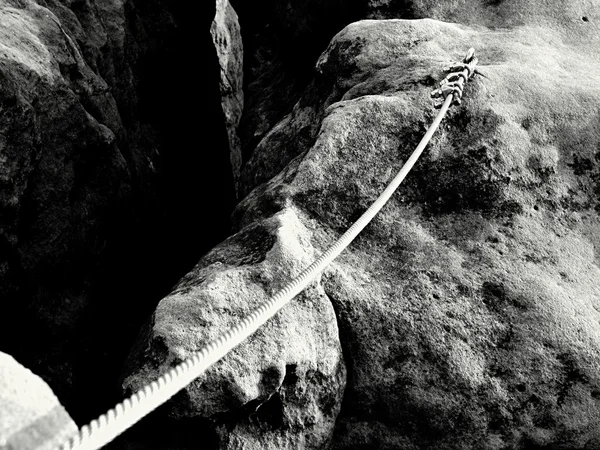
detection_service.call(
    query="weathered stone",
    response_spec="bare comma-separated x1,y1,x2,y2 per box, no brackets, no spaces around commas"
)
234,0,600,173
212,0,244,197
127,11,600,450
0,0,235,423
263,18,600,450
0,351,76,450
122,207,346,449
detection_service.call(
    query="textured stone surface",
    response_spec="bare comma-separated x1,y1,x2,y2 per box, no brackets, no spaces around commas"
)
123,207,346,449
0,351,76,450
234,0,600,169
0,0,136,410
256,17,600,450
3,0,599,448
126,11,600,450
212,0,243,196
0,0,235,424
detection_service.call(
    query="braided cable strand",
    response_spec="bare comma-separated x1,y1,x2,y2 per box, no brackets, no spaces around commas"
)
58,49,476,450
431,47,478,107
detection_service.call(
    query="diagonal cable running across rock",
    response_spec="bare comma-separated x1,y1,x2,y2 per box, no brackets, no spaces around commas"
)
56,48,479,450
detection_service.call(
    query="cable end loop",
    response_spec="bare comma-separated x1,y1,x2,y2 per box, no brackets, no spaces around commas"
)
431,48,478,107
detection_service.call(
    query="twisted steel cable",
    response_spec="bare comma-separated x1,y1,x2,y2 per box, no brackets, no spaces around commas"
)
57,49,477,450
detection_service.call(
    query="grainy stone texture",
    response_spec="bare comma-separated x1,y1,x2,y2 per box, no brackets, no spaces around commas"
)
234,0,600,170
211,0,244,197
0,0,235,424
123,208,346,449
3,0,600,448
0,351,76,450
125,8,600,450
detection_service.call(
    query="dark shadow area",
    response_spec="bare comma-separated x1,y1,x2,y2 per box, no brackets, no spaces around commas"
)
0,0,235,428
74,0,237,424
230,0,367,165
106,402,220,450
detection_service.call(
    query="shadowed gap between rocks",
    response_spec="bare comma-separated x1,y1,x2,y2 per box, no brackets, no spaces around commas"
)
77,0,237,424
0,0,236,427
230,0,379,166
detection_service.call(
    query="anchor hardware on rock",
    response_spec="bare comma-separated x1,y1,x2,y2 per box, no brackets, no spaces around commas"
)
431,47,479,107
55,48,479,450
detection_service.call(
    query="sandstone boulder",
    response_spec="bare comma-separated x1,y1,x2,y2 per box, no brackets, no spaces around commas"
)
124,13,600,450
122,207,346,449
0,0,236,422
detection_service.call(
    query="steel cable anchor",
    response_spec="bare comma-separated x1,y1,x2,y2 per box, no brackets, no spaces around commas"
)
431,47,479,108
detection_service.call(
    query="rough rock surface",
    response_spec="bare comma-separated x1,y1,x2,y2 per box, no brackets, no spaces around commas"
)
212,0,244,196
0,0,235,423
125,8,600,450
233,0,600,167
230,0,361,166
0,0,137,414
0,351,76,450
122,207,346,449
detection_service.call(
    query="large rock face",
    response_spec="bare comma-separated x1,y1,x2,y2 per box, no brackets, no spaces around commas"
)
233,0,600,167
122,208,346,449
0,0,236,423
212,0,244,196
124,7,600,450
0,0,138,415
0,351,76,450
0,0,129,313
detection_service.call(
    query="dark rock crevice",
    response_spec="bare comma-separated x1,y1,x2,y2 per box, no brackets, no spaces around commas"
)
320,282,357,420
230,0,365,169
73,0,238,423
0,0,237,427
